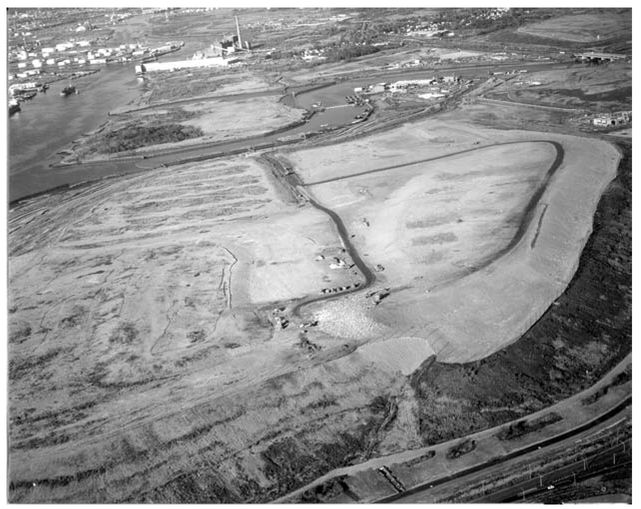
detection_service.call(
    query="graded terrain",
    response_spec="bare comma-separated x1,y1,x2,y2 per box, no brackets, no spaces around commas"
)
8,6,631,504
8,116,621,502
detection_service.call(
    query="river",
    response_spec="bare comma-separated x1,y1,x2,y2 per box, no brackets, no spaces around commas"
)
8,59,566,203
8,64,144,200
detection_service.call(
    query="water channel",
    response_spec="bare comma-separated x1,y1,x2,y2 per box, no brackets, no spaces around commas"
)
9,59,565,203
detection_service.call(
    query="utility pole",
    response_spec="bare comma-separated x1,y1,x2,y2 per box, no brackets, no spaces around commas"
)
235,15,243,49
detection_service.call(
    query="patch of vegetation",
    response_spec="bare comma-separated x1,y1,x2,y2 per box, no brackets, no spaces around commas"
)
187,329,206,343
307,395,338,410
11,429,72,450
446,438,476,459
97,123,203,153
11,400,96,430
109,322,138,344
253,393,394,502
9,348,66,380
324,43,380,62
404,450,436,467
582,366,631,406
299,476,353,503
410,142,631,445
59,305,87,328
496,412,563,441
9,324,31,344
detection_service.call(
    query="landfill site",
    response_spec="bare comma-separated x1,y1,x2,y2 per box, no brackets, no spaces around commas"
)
7,7,632,504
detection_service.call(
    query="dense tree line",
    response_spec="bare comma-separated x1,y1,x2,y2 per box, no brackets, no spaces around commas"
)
98,123,203,153
324,43,380,62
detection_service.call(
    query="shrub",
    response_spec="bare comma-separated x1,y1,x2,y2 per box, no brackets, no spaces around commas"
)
98,123,204,153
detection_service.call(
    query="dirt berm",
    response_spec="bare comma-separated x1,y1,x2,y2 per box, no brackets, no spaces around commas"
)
373,133,620,363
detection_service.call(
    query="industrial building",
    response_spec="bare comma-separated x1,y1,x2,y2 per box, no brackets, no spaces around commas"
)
135,56,240,74
573,52,628,64
592,111,631,127
139,14,250,74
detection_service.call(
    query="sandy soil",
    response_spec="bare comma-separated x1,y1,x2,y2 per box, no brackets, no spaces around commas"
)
287,119,620,364
8,117,621,503
138,71,280,107
8,156,363,486
436,49,484,60
180,96,304,139
305,142,556,288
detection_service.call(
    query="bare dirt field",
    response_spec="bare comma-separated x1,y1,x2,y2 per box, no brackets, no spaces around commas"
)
8,7,632,504
301,142,556,288
180,95,303,141
8,111,624,506
287,119,620,363
9,156,401,502
60,95,304,164
137,71,279,106
516,11,631,42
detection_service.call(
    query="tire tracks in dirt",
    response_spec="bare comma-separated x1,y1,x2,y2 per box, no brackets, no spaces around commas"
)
283,140,564,316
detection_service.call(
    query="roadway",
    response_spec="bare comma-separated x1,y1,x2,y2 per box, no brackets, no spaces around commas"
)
11,59,572,204
377,397,631,503
270,140,564,317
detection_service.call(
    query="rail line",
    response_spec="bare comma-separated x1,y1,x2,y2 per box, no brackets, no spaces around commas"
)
378,396,631,503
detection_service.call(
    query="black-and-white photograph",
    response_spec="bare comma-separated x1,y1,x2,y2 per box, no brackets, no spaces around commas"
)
6,3,632,504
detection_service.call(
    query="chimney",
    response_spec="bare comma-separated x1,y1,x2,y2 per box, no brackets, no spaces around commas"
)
235,15,242,49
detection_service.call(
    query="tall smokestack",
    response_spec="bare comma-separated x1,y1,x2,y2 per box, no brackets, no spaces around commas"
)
235,15,242,49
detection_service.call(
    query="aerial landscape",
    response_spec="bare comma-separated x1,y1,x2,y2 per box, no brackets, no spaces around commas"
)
7,6,631,504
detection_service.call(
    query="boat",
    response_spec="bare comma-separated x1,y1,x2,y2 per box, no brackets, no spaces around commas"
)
60,85,78,96
16,90,37,101
9,99,21,116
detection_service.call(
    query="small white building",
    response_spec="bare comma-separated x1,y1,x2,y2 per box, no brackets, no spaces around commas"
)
418,92,445,99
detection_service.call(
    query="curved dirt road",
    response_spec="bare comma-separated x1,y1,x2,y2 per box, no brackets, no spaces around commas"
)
288,140,564,317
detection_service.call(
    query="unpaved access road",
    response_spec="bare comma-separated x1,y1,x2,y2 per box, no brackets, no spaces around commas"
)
282,140,563,318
